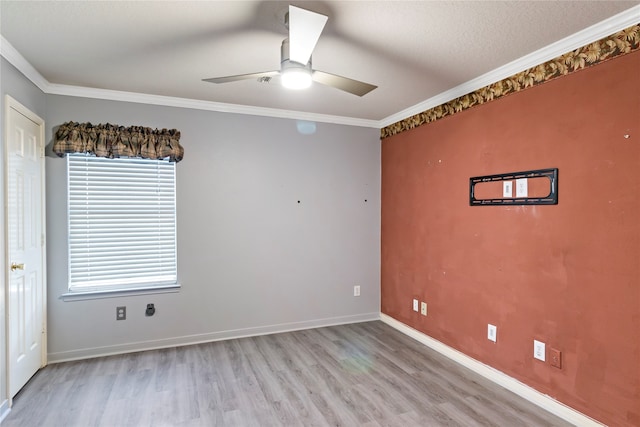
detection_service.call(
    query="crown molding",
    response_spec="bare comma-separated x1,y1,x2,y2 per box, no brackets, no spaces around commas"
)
3,5,638,131
45,83,380,128
0,35,50,92
379,4,640,128
0,35,378,129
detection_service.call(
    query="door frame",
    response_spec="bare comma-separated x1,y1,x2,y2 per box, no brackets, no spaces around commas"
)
3,95,47,406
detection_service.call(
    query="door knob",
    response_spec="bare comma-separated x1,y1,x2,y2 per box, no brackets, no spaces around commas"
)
10,262,25,271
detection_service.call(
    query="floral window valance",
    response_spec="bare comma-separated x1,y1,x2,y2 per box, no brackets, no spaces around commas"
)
54,122,184,162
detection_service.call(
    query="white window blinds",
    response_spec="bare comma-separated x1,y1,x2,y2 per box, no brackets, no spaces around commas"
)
67,153,177,292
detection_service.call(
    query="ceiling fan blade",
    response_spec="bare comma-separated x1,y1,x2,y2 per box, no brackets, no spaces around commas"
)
312,71,377,97
288,5,328,65
203,71,279,84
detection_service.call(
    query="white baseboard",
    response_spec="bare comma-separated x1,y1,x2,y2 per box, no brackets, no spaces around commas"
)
380,313,605,427
0,399,10,423
44,312,607,426
47,312,380,363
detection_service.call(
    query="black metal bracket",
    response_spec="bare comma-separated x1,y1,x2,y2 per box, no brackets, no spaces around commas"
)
470,168,558,206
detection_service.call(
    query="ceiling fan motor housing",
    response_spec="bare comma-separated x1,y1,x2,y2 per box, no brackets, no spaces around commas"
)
281,38,312,71
280,38,313,89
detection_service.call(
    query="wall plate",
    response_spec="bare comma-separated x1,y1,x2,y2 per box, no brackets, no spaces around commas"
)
502,181,513,198
549,347,562,369
516,178,528,197
488,324,497,342
534,340,546,361
420,302,427,316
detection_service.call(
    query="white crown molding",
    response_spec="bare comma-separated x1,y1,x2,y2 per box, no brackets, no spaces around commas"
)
0,34,378,129
379,4,640,128
0,35,50,92
380,313,606,427
45,83,380,128
2,5,638,131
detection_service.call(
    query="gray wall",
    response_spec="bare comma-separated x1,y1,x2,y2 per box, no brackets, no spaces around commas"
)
0,57,47,411
45,95,381,361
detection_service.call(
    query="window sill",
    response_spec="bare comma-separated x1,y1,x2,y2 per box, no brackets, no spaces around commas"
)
60,283,181,302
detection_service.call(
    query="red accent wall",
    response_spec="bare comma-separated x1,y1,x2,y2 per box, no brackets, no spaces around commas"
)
381,51,640,427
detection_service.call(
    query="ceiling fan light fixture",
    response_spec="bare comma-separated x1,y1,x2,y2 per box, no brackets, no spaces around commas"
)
280,58,311,90
204,7,377,96
281,66,312,90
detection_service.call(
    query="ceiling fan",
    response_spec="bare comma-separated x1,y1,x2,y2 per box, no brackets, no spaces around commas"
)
203,5,377,97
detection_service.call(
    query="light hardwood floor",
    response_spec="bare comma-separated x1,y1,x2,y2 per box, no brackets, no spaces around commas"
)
3,321,572,426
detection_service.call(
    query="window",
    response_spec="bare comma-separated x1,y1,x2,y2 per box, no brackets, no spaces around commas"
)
67,153,177,294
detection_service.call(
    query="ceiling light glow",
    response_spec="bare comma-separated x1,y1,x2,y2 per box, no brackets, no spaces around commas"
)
281,68,312,90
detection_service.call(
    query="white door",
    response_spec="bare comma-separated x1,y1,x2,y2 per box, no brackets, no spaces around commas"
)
5,95,46,399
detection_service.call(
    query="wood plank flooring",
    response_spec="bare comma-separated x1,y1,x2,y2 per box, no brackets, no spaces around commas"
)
3,321,572,426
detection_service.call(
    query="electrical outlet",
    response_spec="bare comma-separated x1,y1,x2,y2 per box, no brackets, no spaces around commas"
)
516,178,528,197
549,347,562,369
488,324,497,342
420,302,427,316
534,340,546,361
412,299,419,312
116,306,126,320
353,285,360,297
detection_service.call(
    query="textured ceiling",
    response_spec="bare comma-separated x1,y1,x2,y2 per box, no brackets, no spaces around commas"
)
1,1,638,124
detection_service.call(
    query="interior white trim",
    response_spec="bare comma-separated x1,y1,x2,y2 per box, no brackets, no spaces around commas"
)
47,312,380,363
4,95,48,407
60,283,181,302
46,83,381,129
0,35,377,128
380,313,605,427
378,5,640,128
2,5,638,130
0,399,9,423
0,36,49,92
